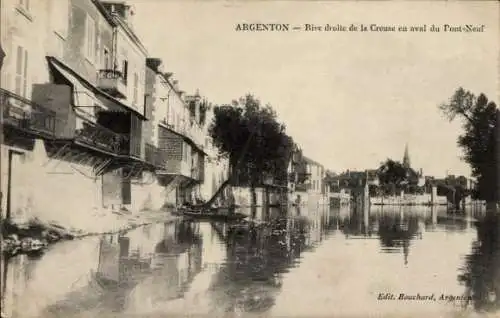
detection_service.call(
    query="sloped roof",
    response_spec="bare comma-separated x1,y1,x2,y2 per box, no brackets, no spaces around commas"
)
303,156,323,167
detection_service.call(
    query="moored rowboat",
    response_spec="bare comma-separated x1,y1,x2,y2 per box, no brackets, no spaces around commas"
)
173,208,248,222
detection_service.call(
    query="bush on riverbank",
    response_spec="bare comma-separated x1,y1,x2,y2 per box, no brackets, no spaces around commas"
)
1,217,79,257
1,210,181,257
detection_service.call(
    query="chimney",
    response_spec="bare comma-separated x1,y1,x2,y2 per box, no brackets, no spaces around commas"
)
185,91,202,104
178,90,186,102
146,58,162,73
172,80,179,91
101,1,136,27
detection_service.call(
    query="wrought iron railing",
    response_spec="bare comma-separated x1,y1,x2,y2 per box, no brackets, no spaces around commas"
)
1,88,56,136
75,119,127,154
98,69,127,85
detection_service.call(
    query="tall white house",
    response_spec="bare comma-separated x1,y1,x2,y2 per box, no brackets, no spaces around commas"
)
303,156,328,205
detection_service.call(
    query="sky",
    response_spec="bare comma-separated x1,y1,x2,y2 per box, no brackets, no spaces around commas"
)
128,0,499,178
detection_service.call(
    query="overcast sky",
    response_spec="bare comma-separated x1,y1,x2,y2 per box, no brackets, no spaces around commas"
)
129,0,499,178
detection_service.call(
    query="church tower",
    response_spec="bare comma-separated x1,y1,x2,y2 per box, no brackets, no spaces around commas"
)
403,143,411,168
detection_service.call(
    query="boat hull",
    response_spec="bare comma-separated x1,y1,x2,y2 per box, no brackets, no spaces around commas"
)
173,209,248,222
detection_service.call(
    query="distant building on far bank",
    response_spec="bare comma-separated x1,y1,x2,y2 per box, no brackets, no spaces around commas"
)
287,150,329,206
303,156,326,196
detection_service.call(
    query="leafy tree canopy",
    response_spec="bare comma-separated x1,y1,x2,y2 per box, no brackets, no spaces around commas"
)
438,87,498,202
377,159,411,186
208,94,294,186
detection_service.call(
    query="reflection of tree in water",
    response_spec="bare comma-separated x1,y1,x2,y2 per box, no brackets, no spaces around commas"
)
377,214,421,265
458,214,500,312
209,213,324,313
339,208,367,236
377,214,420,248
155,220,203,254
338,208,422,265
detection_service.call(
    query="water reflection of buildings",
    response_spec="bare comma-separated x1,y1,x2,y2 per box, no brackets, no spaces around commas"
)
425,206,473,232
149,221,203,300
458,213,500,313
29,220,205,316
337,205,477,266
1,254,37,318
95,220,203,304
209,207,332,313
340,205,476,236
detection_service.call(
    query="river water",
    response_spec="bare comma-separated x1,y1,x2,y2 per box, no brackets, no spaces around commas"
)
2,204,499,318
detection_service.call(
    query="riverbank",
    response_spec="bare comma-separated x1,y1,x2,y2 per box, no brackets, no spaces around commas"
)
1,209,181,257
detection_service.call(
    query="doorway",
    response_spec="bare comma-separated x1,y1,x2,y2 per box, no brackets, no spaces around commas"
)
6,149,25,221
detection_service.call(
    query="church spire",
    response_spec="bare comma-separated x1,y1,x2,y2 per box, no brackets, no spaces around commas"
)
403,143,410,168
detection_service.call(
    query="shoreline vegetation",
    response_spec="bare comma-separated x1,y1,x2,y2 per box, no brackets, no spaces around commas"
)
0,211,181,258
0,202,287,258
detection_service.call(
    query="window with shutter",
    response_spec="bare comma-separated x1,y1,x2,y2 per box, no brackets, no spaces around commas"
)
133,73,138,105
14,46,28,97
84,15,96,62
15,46,23,95
166,96,170,122
23,50,28,97
85,18,90,57
122,60,128,83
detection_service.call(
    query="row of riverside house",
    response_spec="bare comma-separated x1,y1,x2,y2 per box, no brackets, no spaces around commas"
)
0,0,229,232
286,144,330,208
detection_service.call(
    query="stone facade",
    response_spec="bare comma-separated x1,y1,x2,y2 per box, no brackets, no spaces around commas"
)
0,0,167,229
0,140,104,227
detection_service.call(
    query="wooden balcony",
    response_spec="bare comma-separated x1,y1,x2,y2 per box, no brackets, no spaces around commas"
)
97,69,127,99
96,110,142,159
75,119,128,154
1,88,56,137
145,143,167,169
119,137,141,159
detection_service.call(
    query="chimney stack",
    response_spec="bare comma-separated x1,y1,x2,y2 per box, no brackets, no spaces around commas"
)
101,1,136,27
172,80,179,91
146,58,162,73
